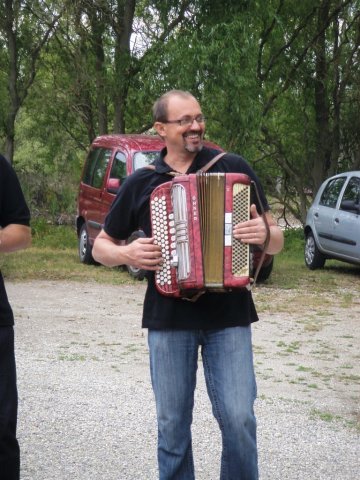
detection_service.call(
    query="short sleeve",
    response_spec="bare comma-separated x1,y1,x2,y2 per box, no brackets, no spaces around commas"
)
0,155,31,228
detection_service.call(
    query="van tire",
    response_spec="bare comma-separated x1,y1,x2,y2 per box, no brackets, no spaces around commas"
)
256,256,274,282
79,223,94,264
126,231,146,280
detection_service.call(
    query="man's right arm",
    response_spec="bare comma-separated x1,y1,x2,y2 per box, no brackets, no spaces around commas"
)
93,229,163,271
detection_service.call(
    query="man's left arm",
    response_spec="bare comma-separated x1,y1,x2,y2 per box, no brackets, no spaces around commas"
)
233,204,284,255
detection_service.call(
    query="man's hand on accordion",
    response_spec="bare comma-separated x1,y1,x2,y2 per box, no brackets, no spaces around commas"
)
92,230,163,270
233,204,284,255
233,204,269,248
125,237,163,271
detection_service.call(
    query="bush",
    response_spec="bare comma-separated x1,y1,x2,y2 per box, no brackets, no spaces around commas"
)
31,218,77,249
282,228,304,258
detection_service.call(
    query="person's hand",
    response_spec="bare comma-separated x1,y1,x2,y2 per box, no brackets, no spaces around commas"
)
125,237,163,270
233,204,268,246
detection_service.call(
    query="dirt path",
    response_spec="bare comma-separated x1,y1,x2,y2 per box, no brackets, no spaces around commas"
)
6,280,360,479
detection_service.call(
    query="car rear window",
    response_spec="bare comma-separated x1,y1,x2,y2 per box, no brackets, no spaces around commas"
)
110,152,127,181
319,177,346,208
133,151,160,170
341,176,360,204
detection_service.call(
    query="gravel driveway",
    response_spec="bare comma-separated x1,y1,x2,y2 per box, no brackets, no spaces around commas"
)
7,280,360,479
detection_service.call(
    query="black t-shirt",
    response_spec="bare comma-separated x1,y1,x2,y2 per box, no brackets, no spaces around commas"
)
105,147,269,330
0,154,31,326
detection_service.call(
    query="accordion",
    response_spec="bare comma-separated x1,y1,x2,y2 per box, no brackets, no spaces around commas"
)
150,172,255,298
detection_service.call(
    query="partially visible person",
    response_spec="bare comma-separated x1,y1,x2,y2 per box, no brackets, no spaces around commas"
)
0,154,31,480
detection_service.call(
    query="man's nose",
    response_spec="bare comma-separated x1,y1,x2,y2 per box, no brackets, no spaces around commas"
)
189,118,201,128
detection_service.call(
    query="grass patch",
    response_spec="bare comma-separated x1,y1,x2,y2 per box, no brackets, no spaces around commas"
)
1,223,359,292
1,220,140,285
260,228,360,293
297,366,313,372
311,409,337,422
58,353,87,361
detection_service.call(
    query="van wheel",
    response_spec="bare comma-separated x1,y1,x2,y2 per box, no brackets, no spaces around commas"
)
304,231,326,269
126,231,146,280
256,257,274,283
79,224,94,264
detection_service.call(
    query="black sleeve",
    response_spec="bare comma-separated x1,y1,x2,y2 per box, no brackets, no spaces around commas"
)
0,155,31,228
103,175,139,240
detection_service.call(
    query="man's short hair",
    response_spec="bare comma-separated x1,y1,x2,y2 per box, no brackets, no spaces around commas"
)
152,90,195,123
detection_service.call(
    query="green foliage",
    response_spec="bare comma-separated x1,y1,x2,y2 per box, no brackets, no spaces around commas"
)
31,219,77,249
13,105,84,220
1,0,359,223
282,228,305,257
1,224,136,285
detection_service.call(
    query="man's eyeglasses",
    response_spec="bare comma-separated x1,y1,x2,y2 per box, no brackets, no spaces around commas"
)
162,115,206,127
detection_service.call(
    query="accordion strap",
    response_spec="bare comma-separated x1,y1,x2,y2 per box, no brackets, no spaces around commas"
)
251,181,271,287
145,151,227,176
197,152,227,173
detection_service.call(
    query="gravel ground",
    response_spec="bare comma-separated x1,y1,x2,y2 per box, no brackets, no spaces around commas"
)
6,280,360,480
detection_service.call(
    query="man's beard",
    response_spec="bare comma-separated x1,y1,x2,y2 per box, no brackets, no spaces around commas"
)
185,143,203,153
183,132,204,153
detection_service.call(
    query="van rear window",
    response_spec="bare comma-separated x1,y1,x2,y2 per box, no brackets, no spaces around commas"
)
133,151,160,170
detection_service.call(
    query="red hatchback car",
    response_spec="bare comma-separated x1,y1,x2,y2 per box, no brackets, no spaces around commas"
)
76,134,273,281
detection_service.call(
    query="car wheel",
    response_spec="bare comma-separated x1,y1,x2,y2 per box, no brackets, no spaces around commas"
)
79,223,94,264
304,231,326,269
126,231,146,280
256,257,274,283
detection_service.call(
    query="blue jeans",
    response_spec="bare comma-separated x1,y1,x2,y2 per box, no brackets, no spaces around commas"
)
148,326,258,480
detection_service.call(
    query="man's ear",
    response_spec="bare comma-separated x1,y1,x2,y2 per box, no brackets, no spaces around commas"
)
154,121,166,138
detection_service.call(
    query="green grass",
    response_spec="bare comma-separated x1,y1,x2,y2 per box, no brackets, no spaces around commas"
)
0,220,138,285
263,228,360,293
1,223,359,290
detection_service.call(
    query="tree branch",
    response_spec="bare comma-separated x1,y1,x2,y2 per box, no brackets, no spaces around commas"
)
261,0,353,116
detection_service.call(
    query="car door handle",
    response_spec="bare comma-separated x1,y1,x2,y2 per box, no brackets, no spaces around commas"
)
334,218,339,223
314,212,319,218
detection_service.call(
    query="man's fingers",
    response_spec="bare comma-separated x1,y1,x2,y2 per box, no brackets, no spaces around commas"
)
250,204,259,219
127,237,163,270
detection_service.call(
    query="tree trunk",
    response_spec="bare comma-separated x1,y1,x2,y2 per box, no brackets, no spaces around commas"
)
113,0,136,133
1,0,62,162
331,13,341,178
88,3,108,135
312,0,332,192
4,0,20,163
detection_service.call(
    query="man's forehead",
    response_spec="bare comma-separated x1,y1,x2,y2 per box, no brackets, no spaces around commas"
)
167,95,201,115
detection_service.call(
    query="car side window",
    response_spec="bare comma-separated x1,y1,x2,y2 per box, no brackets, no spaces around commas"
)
110,152,127,180
319,177,346,208
82,148,100,185
82,148,111,188
92,149,112,189
341,177,360,204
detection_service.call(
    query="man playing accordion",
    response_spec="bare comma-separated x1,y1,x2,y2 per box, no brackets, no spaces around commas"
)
93,90,284,480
